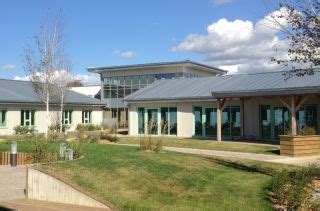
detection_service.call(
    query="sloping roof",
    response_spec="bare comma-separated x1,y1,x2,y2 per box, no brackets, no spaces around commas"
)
87,60,227,74
0,79,102,105
69,86,101,99
102,98,126,109
124,71,320,102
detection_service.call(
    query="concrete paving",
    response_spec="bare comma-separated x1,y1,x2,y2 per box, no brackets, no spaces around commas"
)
0,199,110,211
0,165,26,200
111,143,320,167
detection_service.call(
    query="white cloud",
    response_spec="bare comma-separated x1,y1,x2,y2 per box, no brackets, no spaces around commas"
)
213,0,234,5
113,50,136,59
173,8,290,74
1,64,16,70
13,72,100,86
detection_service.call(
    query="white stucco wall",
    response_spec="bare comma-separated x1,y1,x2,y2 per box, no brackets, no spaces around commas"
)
0,104,103,135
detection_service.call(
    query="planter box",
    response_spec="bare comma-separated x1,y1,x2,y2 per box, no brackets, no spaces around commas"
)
280,135,320,157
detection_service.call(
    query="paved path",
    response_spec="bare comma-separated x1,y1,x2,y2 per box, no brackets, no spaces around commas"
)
111,143,320,167
0,165,26,200
0,199,109,211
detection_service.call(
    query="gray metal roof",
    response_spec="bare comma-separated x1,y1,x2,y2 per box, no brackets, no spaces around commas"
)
124,71,320,102
101,98,126,108
0,79,102,105
87,60,227,74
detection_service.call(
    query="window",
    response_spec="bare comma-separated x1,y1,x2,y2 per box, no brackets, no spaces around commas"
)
82,110,92,124
0,110,6,127
21,110,35,126
63,110,73,125
194,107,202,136
260,105,271,139
138,108,145,134
169,107,177,135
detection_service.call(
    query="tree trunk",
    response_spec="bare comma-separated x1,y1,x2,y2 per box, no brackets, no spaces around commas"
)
60,92,64,133
45,91,49,139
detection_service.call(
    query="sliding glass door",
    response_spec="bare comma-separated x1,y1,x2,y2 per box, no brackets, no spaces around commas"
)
147,109,158,134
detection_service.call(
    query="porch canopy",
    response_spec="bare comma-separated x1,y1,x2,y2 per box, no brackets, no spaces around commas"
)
211,71,320,141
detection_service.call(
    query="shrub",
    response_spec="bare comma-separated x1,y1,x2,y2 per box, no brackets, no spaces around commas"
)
155,139,163,153
88,133,100,143
76,124,101,132
101,133,119,143
33,140,59,163
66,141,84,159
13,125,35,135
49,123,70,132
298,126,317,136
139,135,157,151
271,165,320,210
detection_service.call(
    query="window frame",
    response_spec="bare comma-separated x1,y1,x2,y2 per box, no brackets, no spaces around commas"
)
21,110,35,126
63,110,73,125
0,109,7,127
82,110,92,124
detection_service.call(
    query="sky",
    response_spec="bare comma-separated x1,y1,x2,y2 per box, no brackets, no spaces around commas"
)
0,0,287,85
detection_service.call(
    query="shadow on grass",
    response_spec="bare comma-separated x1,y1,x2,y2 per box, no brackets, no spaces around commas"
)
203,157,276,176
265,149,280,155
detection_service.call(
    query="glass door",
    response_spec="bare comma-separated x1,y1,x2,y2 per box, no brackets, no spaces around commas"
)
205,108,216,136
147,109,158,134
274,107,289,138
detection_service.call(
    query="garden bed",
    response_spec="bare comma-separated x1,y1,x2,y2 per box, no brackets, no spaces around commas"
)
280,135,320,157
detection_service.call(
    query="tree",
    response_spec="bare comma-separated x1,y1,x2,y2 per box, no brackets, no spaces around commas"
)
67,80,84,87
24,12,67,139
54,59,72,133
271,0,319,77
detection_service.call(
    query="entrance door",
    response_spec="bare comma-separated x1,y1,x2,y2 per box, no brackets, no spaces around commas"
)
147,109,158,134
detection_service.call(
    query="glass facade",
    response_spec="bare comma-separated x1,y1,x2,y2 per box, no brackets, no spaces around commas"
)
0,110,6,127
259,104,318,139
193,106,241,138
137,107,178,135
103,73,200,99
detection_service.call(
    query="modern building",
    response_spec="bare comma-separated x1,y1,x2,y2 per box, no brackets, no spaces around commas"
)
124,71,320,141
87,60,226,128
0,79,102,135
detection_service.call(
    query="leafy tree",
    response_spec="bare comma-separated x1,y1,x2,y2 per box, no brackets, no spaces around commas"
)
271,0,319,77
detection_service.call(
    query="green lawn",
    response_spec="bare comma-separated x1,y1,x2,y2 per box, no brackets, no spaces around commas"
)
0,141,36,152
41,144,292,210
118,136,280,155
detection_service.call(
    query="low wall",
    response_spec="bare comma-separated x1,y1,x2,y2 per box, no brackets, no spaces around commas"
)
280,135,320,157
27,167,109,209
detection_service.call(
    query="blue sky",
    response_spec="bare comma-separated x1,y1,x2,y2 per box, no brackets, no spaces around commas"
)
0,0,284,84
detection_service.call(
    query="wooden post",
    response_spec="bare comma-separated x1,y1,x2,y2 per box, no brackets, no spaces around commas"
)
240,98,244,139
279,95,310,136
216,98,228,142
217,100,222,142
291,95,297,136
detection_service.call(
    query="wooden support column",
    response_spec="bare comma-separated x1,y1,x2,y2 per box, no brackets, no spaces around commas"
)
291,96,297,136
217,101,222,142
240,98,244,139
216,98,228,142
278,95,310,136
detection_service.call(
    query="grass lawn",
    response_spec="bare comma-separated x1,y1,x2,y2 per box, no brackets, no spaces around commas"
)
0,141,36,152
118,136,280,155
41,144,293,210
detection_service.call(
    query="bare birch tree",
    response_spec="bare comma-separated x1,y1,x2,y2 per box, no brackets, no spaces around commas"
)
24,12,65,139
54,57,72,133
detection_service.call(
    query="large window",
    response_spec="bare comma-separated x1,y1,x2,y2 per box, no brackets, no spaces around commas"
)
160,107,177,135
194,106,241,137
82,110,92,124
63,110,73,125
194,107,203,136
21,110,35,126
0,110,6,127
260,105,271,139
138,108,145,134
103,73,198,99
205,108,216,136
147,109,158,135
